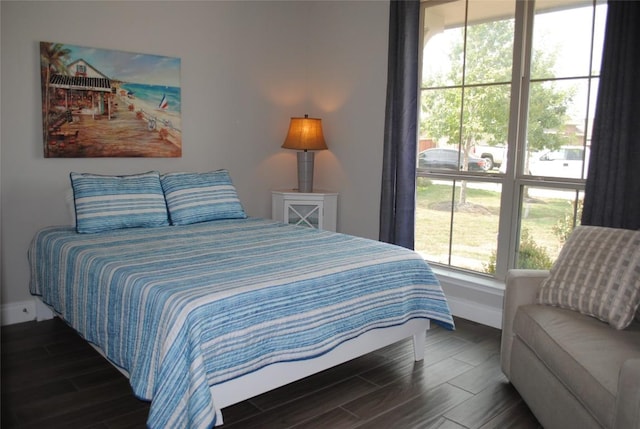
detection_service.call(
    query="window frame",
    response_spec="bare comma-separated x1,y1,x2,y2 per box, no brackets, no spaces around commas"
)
417,0,599,282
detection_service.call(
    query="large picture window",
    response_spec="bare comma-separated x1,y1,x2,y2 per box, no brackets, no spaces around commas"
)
417,0,606,279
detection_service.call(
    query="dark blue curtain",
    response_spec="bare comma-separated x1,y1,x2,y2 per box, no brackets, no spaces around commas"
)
582,1,640,229
379,0,420,249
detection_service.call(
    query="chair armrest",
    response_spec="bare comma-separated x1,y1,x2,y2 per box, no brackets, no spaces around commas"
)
500,269,549,378
615,358,640,429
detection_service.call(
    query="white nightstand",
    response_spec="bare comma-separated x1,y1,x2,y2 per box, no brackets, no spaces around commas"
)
272,189,338,232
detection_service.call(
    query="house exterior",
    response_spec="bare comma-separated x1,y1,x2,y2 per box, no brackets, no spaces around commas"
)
48,59,114,117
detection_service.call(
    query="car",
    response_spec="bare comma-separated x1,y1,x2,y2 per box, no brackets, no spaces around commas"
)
418,148,486,172
528,146,590,179
471,144,507,170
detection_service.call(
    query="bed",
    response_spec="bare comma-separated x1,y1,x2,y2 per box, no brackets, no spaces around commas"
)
28,171,454,428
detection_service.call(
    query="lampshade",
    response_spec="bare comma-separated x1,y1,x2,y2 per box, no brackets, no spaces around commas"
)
282,115,328,151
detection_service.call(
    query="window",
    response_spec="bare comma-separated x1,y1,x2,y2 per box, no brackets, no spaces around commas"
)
417,0,606,279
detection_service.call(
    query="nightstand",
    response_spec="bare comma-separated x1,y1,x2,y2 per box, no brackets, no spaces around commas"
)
271,189,338,232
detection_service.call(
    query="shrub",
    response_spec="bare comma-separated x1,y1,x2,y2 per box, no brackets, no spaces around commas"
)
517,228,553,270
553,199,583,244
416,177,432,188
483,227,553,273
484,253,497,274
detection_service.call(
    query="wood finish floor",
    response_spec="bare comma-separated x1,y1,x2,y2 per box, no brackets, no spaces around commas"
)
1,316,541,428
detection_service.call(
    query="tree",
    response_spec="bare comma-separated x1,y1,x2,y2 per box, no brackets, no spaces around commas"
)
40,42,71,157
420,18,574,204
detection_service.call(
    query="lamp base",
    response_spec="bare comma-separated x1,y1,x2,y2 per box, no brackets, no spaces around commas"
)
297,151,315,193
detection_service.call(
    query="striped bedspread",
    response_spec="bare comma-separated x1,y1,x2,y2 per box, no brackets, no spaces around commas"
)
29,218,454,428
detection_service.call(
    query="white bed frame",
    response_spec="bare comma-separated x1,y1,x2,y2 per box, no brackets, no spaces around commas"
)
212,318,429,411
36,297,430,425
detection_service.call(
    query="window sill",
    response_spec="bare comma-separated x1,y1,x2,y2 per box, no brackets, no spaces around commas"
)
431,266,505,293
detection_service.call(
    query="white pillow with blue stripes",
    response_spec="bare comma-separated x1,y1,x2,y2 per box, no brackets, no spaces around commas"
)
161,170,247,225
70,171,170,234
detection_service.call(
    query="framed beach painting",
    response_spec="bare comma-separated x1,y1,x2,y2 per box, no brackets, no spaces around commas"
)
40,41,181,158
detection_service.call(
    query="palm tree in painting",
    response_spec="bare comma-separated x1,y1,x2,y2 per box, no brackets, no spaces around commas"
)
40,42,71,156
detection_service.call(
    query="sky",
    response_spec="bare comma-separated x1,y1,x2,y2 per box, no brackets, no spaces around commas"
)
55,42,181,88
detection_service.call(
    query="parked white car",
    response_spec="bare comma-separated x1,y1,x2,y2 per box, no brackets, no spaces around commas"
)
528,146,590,179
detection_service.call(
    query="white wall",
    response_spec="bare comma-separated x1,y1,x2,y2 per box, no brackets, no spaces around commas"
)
0,0,390,322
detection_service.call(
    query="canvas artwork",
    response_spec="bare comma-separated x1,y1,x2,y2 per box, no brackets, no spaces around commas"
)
40,41,182,158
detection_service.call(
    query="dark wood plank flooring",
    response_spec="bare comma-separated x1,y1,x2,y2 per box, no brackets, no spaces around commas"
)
1,317,540,428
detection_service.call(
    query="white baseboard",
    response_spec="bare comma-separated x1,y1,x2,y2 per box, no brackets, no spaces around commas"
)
1,298,55,325
446,295,503,329
1,300,37,325
434,268,505,330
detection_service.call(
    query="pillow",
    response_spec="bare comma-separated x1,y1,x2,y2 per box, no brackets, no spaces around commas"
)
537,225,640,330
160,170,247,225
70,171,169,233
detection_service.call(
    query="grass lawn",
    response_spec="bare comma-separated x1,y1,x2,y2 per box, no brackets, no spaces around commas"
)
415,180,577,272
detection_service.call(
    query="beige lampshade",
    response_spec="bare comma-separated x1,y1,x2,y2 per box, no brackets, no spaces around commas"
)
282,115,328,151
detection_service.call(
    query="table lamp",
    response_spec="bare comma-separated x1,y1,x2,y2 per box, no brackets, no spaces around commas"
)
281,114,328,193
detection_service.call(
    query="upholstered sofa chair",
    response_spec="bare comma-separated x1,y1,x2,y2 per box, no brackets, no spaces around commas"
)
500,225,640,429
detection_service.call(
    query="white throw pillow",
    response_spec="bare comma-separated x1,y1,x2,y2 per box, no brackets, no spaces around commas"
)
537,225,640,330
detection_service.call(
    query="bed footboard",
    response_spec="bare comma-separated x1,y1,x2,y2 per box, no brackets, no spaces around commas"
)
211,318,431,425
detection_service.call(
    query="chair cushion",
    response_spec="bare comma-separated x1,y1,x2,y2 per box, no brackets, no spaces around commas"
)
537,225,640,329
514,304,640,427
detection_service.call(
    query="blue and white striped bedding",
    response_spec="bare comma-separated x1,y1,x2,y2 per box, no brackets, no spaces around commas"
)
29,218,454,428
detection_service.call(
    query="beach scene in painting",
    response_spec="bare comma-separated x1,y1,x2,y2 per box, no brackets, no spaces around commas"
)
40,41,181,158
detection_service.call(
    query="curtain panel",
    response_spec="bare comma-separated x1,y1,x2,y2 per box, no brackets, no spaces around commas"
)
379,0,420,249
582,0,640,229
